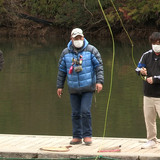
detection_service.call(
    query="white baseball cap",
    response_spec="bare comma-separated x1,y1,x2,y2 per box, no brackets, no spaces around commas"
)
71,28,84,38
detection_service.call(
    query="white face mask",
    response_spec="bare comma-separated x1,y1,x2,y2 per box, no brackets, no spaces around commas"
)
73,40,84,48
152,44,160,53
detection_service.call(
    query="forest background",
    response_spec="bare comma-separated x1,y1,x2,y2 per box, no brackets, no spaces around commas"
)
0,0,160,39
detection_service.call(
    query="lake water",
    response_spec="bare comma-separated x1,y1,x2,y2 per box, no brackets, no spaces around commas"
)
0,36,159,139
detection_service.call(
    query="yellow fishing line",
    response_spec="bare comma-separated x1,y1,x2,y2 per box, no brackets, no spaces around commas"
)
96,1,137,159
98,0,137,139
97,0,115,138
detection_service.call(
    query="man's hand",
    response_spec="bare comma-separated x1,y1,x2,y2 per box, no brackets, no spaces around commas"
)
57,88,63,98
140,67,147,76
146,77,153,84
96,83,103,93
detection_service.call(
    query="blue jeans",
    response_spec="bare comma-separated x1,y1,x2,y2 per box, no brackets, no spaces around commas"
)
70,92,93,139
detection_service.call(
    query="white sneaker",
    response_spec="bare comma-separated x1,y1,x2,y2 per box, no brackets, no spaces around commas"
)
141,140,157,149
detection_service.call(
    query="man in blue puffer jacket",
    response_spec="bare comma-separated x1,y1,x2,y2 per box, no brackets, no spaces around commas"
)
57,28,104,145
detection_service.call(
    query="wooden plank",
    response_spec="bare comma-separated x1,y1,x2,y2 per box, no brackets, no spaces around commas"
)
0,134,159,160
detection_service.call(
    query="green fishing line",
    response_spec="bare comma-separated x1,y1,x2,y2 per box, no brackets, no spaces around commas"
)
97,0,115,138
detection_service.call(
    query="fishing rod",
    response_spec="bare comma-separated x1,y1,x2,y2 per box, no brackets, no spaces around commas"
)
109,0,136,68
109,1,145,81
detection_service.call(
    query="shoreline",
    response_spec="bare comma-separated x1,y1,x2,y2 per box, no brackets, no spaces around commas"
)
0,25,158,40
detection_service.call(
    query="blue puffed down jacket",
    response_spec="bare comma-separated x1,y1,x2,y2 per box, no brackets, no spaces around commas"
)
57,38,104,94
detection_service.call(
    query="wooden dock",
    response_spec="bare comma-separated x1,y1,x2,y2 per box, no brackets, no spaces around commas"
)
0,134,159,160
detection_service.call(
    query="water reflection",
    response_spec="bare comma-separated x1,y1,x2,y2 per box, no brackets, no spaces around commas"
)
0,37,158,139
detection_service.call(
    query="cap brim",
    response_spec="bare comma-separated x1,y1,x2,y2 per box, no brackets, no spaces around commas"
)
72,34,84,38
